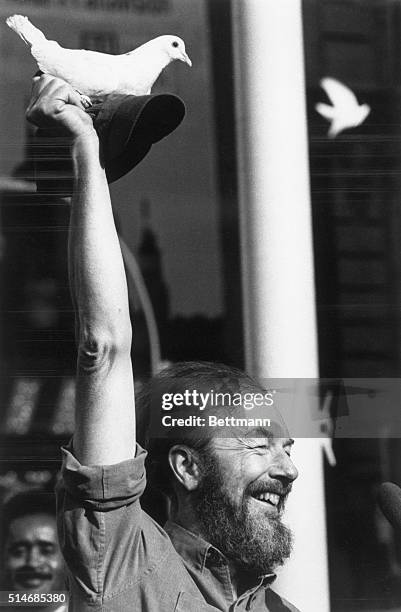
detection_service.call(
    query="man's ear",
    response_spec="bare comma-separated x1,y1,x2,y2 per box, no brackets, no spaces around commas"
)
168,445,202,491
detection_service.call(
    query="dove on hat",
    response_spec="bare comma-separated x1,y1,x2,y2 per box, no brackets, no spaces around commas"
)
6,14,192,104
315,77,370,138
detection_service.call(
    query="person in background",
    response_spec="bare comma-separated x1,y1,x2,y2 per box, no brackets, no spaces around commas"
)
1,490,67,611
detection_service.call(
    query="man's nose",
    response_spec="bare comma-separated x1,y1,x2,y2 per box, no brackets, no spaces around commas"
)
268,452,298,483
26,546,42,567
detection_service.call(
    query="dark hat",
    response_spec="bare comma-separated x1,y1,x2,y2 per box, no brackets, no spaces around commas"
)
33,93,186,197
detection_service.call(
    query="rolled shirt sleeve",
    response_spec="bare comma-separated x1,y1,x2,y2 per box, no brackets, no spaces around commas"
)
56,443,150,607
60,443,147,511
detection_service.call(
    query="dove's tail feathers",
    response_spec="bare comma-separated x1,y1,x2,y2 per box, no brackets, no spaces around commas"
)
6,15,46,47
327,125,339,139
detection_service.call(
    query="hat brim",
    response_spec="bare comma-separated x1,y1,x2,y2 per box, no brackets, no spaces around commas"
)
33,93,186,195
92,93,186,183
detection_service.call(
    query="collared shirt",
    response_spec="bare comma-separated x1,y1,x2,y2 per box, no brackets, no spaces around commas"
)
56,444,299,612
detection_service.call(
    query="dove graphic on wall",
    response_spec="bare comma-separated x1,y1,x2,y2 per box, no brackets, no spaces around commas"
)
6,14,192,103
315,77,370,138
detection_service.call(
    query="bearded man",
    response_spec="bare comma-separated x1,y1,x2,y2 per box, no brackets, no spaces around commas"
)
26,74,299,612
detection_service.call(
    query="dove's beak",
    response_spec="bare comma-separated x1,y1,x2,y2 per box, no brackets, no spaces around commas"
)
182,52,192,67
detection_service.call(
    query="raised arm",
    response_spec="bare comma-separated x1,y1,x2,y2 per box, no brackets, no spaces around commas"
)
27,75,135,465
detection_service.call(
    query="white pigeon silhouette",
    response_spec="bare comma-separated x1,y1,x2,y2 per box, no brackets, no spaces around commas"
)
6,15,192,103
315,77,370,138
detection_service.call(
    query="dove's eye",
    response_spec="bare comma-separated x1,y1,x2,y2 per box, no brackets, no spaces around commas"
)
172,41,179,48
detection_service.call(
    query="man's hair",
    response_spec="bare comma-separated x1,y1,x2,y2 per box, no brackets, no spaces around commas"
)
1,490,56,545
135,360,266,501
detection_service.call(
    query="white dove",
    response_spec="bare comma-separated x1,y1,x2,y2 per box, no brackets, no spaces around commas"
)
315,77,370,138
6,14,192,104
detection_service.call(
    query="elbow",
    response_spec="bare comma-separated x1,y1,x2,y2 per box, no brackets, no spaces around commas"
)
77,325,132,373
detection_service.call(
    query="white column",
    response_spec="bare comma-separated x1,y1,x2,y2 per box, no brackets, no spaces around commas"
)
231,1,330,610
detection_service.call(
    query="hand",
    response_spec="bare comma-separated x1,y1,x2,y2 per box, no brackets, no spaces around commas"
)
26,74,96,141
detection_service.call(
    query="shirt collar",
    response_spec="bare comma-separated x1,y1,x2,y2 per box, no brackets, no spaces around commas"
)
164,520,215,571
164,520,276,590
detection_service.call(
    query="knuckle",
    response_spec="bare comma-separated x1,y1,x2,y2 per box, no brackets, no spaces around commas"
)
40,73,56,84
25,104,38,124
26,102,48,126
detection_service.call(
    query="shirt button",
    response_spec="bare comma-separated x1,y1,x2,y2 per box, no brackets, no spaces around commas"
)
207,549,221,564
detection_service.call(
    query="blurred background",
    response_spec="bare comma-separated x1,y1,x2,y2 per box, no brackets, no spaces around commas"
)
2,0,401,609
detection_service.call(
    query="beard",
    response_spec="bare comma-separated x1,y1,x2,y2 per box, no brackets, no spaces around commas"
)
192,452,293,575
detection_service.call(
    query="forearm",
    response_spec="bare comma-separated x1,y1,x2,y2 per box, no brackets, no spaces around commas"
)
26,75,136,464
69,133,136,464
69,133,131,349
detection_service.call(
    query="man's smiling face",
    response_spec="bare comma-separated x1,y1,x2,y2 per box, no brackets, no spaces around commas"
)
192,430,298,574
4,513,64,594
213,432,297,517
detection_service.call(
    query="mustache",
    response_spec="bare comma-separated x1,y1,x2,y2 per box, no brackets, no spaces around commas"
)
15,568,53,581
